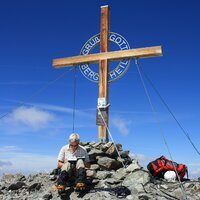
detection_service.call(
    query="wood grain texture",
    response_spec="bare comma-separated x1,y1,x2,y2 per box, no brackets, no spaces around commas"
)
99,6,109,142
52,46,162,68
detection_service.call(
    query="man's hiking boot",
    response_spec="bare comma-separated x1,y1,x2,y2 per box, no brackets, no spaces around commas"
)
74,168,87,192
56,171,69,193
56,184,66,193
74,182,87,192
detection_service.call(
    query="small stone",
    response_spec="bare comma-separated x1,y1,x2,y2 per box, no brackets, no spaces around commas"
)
43,193,52,200
126,194,134,200
8,181,26,190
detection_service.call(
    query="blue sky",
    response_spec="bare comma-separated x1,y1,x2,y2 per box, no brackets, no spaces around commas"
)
0,0,199,178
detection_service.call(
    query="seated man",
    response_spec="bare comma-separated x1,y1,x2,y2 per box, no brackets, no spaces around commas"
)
57,133,90,191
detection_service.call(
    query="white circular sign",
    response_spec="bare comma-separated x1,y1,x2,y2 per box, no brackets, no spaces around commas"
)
79,32,130,83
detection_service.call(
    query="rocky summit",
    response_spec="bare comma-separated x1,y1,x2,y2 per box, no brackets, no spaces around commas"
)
0,142,199,200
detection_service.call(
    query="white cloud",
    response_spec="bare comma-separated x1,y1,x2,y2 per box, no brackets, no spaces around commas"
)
0,146,57,176
111,117,130,136
0,103,96,136
129,152,154,164
34,103,94,118
3,106,54,129
189,169,200,178
0,161,12,167
188,163,200,167
0,146,21,152
3,101,95,118
35,104,74,113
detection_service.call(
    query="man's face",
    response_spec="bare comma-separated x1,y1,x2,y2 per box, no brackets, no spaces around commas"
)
69,141,79,150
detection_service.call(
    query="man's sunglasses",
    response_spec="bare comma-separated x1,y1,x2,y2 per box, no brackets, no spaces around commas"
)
70,144,78,147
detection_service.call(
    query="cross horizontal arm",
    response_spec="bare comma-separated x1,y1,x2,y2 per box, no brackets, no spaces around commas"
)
52,46,162,68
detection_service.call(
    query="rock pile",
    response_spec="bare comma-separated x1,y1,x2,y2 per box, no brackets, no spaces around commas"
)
0,142,200,200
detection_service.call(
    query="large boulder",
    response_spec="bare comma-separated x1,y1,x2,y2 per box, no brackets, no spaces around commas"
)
97,156,123,170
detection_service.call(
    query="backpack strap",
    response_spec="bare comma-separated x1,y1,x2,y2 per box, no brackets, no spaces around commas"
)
152,159,165,177
186,167,189,179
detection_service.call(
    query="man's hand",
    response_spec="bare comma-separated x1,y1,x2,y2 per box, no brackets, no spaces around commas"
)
57,160,65,169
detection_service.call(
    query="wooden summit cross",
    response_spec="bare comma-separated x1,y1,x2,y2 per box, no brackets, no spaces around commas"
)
52,5,162,143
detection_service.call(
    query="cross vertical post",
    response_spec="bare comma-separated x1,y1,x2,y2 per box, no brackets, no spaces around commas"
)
98,6,109,143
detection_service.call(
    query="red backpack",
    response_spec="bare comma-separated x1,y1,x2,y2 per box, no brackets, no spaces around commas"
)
147,156,188,180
